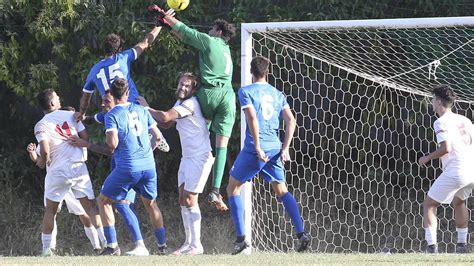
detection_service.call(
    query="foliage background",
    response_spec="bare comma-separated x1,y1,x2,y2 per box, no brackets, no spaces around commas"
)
0,0,472,255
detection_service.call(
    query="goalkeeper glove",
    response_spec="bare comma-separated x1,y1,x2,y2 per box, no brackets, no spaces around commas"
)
147,5,172,28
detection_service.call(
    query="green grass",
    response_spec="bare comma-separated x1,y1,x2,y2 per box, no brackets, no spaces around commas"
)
2,253,474,265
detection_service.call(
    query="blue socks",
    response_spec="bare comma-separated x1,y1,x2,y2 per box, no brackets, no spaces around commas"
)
103,225,117,246
114,202,143,242
228,195,245,237
154,227,166,246
280,192,304,234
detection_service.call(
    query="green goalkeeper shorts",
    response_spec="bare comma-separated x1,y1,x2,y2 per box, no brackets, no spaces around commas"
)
196,87,236,138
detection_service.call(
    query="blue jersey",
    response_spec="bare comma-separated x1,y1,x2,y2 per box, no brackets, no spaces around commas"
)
105,102,156,172
238,82,289,152
83,48,140,102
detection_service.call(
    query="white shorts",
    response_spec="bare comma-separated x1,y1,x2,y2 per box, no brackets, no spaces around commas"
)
44,189,86,216
428,169,474,204
44,162,95,203
178,152,214,193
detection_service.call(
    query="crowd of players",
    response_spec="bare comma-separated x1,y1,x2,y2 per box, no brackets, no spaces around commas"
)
27,4,473,257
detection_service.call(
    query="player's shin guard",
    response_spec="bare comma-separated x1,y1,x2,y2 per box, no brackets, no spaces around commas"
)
212,147,227,189
424,226,437,246
456,227,468,244
84,226,101,249
41,233,52,250
154,227,166,246
187,205,202,247
114,202,143,241
280,192,304,234
228,195,245,237
103,225,118,248
181,206,191,245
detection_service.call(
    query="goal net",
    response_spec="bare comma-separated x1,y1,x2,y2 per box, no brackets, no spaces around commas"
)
241,17,474,253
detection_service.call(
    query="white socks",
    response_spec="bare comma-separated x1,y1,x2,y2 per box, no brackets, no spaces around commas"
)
41,233,52,251
187,205,202,248
50,220,57,249
456,227,468,244
96,226,106,245
424,227,437,246
84,226,101,249
181,206,191,245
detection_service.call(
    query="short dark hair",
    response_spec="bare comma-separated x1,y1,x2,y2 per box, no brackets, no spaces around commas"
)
60,106,75,112
103,33,123,55
250,56,270,79
179,72,198,90
213,19,236,43
110,78,128,100
432,84,455,108
37,89,55,111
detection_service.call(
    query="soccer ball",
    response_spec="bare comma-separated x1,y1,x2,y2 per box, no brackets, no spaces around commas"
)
167,0,189,11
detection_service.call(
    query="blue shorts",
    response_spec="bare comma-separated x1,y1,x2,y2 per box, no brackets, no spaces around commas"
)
101,168,158,201
230,149,285,183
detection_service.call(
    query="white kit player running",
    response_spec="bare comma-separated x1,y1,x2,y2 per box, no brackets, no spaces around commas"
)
418,85,474,254
138,72,214,255
34,89,103,256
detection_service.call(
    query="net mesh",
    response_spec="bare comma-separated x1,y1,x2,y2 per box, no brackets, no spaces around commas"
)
248,20,474,253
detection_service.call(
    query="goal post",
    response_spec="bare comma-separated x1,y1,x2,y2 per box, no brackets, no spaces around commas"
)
240,17,474,253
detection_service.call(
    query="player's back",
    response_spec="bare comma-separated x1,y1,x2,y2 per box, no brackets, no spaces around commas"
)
34,110,87,172
434,111,474,170
105,102,155,172
238,82,289,152
83,48,139,102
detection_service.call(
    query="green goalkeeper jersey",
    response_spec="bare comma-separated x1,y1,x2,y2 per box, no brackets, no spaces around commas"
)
173,21,233,90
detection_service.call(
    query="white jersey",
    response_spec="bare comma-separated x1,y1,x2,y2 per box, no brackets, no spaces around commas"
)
173,96,212,158
34,110,87,172
434,111,474,171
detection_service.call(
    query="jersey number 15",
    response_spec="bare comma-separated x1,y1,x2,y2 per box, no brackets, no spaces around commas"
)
96,63,125,91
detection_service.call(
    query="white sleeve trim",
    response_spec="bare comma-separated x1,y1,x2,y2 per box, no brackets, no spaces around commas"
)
82,88,94,93
132,48,137,59
148,122,157,130
282,104,290,110
94,114,102,124
241,104,253,110
105,128,117,133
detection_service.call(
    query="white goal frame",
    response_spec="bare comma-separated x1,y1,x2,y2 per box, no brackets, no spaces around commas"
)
240,16,474,253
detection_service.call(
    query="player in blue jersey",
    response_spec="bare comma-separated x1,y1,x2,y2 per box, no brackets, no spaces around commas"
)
70,91,148,256
77,25,162,116
75,23,170,152
96,78,166,256
226,56,310,254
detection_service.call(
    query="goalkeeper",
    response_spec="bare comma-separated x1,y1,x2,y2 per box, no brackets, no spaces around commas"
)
153,5,236,211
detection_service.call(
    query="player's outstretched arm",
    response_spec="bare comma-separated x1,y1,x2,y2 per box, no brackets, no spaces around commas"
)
244,107,269,162
149,125,162,151
280,108,296,163
136,96,177,128
134,26,163,58
418,140,450,166
68,135,112,156
75,92,93,121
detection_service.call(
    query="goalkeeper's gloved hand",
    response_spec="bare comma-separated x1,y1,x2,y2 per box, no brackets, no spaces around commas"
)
147,4,172,28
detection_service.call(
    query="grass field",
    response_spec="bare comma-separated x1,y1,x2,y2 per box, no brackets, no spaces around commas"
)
2,253,474,265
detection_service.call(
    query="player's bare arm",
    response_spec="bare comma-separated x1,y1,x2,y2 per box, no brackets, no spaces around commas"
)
244,107,268,162
105,130,119,153
78,129,89,141
67,135,112,156
136,96,177,128
149,125,162,151
280,107,296,163
75,92,93,121
418,140,450,166
134,26,163,57
26,143,38,162
37,140,50,169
